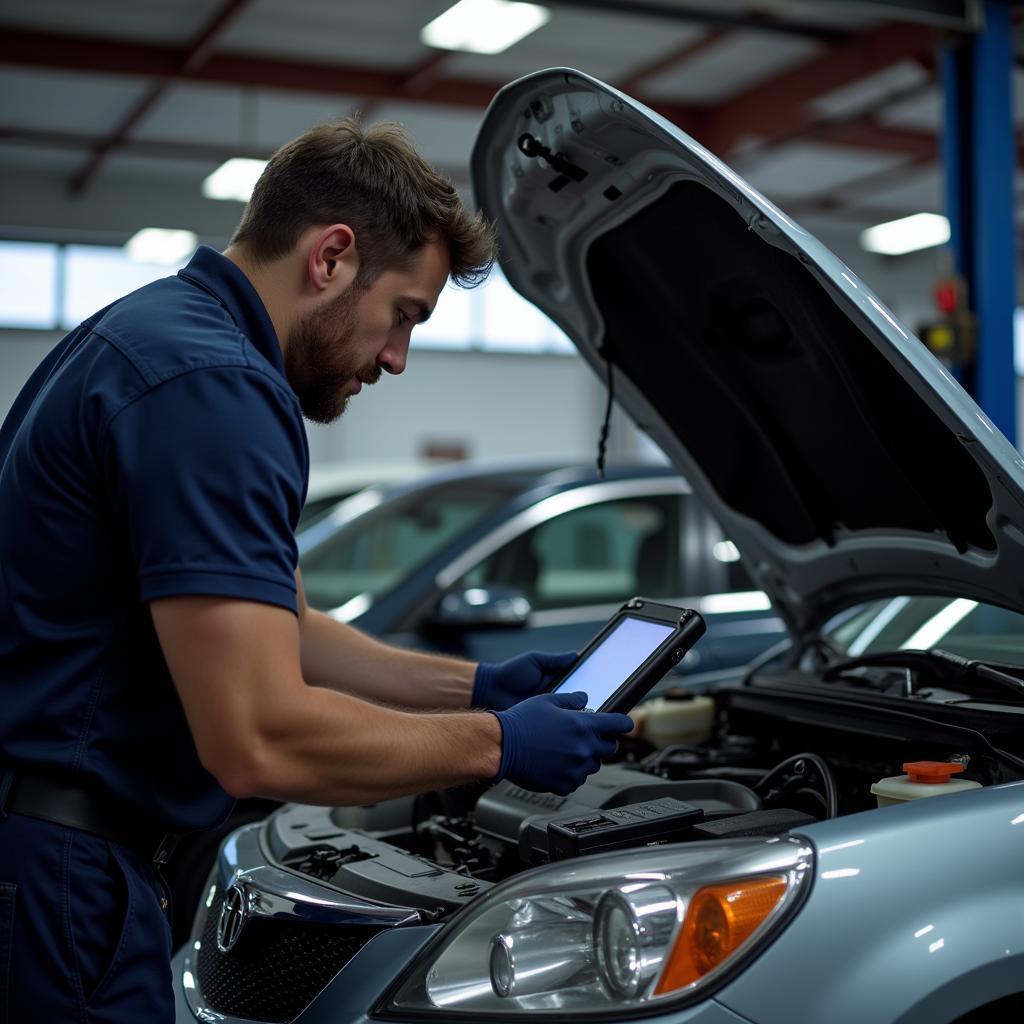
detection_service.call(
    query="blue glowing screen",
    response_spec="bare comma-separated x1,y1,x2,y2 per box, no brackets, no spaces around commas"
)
553,616,675,710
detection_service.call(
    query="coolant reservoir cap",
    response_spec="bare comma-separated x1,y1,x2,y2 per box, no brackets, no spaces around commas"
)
902,761,965,784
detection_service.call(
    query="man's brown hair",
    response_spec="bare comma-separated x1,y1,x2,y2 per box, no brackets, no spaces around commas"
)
231,118,497,287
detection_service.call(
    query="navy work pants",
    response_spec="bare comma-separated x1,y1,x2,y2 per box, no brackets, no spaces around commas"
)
0,812,174,1023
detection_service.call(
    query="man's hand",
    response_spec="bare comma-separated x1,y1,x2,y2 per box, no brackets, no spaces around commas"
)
491,691,633,795
472,649,578,711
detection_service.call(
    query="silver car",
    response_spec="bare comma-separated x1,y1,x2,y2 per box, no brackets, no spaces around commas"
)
172,70,1024,1024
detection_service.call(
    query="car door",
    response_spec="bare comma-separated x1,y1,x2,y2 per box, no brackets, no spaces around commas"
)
412,480,786,677
418,481,688,662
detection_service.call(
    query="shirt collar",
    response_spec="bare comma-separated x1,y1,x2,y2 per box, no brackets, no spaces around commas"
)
178,246,286,378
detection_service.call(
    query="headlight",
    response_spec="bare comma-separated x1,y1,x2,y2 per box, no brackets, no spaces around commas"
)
380,837,812,1016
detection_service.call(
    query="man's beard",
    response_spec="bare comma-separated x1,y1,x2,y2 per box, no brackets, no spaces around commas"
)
284,288,381,424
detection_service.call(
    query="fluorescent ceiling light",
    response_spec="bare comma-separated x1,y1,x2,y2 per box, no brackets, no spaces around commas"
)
124,228,198,265
860,212,950,256
422,0,550,54
201,158,268,202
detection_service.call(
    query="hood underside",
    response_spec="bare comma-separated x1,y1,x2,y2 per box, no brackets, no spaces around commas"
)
471,70,1024,632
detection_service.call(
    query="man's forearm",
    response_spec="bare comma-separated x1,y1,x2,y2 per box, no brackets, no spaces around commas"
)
299,607,476,708
238,683,502,805
153,593,497,806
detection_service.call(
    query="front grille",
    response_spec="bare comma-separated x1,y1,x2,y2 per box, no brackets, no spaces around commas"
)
196,887,382,1023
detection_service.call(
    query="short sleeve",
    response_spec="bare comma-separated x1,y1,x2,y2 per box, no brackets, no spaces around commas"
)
102,367,307,613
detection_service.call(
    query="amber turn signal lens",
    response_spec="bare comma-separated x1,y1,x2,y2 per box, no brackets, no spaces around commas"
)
653,875,788,995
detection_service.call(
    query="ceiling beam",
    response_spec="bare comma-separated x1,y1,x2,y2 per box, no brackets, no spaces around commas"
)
702,21,937,155
0,29,499,106
0,28,705,137
397,50,454,98
740,69,939,162
811,120,938,160
68,0,256,195
0,25,956,169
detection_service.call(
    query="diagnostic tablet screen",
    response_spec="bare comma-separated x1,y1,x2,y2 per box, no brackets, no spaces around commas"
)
552,616,676,710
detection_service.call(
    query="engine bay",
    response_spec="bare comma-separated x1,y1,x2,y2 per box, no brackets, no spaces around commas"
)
263,677,1024,923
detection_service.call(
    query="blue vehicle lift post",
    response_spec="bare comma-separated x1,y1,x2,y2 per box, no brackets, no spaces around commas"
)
940,0,1018,445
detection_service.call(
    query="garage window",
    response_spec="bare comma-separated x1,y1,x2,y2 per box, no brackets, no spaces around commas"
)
0,242,58,329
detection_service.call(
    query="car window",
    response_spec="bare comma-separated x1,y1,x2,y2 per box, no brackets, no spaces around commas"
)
458,495,682,611
826,595,1024,666
299,485,509,611
298,493,358,531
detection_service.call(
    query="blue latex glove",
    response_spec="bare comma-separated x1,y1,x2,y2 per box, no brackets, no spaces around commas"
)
491,691,634,796
473,650,578,711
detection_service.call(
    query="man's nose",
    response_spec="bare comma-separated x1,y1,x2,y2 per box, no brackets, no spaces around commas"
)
378,336,409,375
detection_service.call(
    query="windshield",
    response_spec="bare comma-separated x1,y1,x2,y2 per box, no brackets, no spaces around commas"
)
299,483,513,612
826,596,1024,667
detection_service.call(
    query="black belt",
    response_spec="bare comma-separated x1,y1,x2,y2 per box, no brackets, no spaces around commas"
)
3,772,179,865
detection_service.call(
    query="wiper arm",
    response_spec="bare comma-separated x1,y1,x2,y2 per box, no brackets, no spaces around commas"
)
822,648,1024,700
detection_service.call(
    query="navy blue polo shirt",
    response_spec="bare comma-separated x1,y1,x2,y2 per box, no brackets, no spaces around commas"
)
0,247,308,832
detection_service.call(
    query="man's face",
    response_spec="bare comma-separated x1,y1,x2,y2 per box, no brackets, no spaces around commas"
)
285,239,450,423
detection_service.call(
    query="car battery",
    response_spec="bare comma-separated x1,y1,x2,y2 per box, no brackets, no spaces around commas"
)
521,797,705,862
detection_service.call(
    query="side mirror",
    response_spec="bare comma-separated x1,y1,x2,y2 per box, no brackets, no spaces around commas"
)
429,586,532,630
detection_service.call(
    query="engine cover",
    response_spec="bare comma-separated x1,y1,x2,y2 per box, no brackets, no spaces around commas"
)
474,764,761,849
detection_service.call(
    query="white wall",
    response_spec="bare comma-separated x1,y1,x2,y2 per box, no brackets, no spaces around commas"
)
0,328,648,466
304,346,634,465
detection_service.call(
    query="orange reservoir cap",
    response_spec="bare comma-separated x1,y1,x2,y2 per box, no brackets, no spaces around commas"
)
902,761,965,784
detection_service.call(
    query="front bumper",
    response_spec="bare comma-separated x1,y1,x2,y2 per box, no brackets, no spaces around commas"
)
170,820,757,1024
172,931,755,1024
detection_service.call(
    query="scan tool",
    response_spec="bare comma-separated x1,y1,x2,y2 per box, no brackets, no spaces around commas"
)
549,598,706,714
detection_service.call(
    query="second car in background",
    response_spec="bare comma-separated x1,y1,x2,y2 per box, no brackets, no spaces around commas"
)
297,458,786,678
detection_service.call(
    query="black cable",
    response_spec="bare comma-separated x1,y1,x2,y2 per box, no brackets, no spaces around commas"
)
596,352,614,479
642,742,708,773
754,752,838,819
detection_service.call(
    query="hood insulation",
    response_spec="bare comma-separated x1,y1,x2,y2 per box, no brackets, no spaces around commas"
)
587,180,994,555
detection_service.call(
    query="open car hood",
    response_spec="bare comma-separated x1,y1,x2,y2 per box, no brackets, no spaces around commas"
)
471,69,1024,635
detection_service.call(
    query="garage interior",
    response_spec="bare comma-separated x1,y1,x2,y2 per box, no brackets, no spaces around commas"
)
3,5,1024,1022
0,0,1020,464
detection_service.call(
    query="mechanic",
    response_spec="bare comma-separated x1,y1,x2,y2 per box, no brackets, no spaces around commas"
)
0,119,633,1023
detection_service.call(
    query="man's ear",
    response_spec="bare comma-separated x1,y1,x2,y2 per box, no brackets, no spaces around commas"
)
307,224,359,295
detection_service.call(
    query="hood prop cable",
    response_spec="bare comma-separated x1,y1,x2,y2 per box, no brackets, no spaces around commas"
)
597,348,614,479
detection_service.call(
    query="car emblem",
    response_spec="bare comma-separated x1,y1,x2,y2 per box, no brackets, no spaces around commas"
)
216,883,247,954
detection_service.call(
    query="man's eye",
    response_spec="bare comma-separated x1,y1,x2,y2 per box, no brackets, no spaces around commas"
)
396,309,411,326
